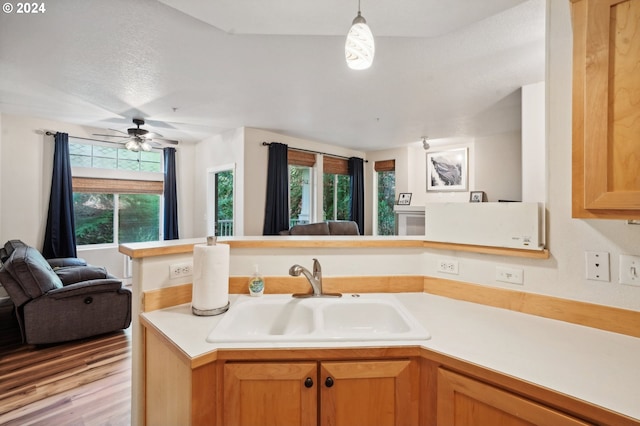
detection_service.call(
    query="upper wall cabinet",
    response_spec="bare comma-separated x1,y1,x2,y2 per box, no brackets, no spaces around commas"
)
571,0,640,219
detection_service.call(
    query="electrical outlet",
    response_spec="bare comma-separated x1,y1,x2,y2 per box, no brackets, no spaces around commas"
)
619,254,640,286
169,262,193,279
437,259,459,275
585,251,610,282
496,266,524,284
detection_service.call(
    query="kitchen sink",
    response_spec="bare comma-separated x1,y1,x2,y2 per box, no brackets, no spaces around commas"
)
206,294,430,343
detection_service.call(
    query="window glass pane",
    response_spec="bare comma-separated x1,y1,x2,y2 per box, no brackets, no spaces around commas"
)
70,155,92,168
93,156,117,169
118,149,139,161
335,175,351,220
118,194,160,243
377,170,396,235
93,145,118,159
73,193,114,245
118,159,141,171
215,170,234,236
140,151,161,162
139,161,161,172
289,166,311,227
323,174,335,221
70,143,92,156
323,173,351,221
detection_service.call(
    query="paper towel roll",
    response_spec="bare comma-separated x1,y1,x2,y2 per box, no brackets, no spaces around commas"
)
192,242,230,316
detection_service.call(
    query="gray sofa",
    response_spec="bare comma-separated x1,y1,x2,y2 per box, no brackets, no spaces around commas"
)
280,221,360,236
0,240,131,345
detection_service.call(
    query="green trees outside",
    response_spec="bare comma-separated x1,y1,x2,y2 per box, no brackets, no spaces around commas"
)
377,171,396,235
323,174,351,221
118,194,160,243
289,166,305,222
73,193,160,245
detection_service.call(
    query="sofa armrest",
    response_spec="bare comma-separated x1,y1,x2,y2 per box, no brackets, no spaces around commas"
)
46,279,124,299
47,257,87,268
55,266,110,285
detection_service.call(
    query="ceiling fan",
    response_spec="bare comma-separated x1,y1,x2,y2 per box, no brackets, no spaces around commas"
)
93,118,179,152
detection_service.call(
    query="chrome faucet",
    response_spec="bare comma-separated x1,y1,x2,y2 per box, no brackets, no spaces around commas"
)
289,258,341,298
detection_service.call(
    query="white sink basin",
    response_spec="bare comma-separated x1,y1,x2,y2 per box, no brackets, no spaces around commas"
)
206,294,430,343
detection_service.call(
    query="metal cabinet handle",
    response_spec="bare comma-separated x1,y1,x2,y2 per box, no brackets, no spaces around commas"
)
304,377,313,388
325,377,334,387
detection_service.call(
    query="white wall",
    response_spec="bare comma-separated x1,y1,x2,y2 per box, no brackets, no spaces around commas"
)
474,131,522,202
192,128,245,237
0,113,196,278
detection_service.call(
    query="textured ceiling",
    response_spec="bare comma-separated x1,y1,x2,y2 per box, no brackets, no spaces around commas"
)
0,0,545,150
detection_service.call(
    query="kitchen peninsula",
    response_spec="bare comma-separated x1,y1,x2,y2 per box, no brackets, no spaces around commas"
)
121,238,640,425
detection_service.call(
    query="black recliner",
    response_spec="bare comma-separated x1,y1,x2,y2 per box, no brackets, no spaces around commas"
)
0,240,131,345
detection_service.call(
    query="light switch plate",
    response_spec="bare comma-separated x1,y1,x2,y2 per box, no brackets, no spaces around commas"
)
496,266,524,284
619,254,640,286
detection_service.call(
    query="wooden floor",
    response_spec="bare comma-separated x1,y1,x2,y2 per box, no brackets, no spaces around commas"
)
0,329,131,425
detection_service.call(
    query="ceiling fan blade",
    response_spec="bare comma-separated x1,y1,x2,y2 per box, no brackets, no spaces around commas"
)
153,137,179,145
143,131,164,139
92,133,130,139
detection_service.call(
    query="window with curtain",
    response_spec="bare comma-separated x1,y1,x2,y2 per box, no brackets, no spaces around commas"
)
323,156,351,221
69,139,164,246
288,150,316,227
375,159,396,235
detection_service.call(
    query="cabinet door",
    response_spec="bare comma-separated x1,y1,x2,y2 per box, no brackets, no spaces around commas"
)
437,369,593,426
320,359,418,426
223,362,317,426
572,0,640,217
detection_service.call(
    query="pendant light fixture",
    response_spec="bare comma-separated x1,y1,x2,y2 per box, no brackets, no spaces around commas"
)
345,0,374,70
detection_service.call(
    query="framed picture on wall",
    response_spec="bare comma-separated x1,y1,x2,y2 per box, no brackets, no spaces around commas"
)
397,193,412,205
426,148,468,192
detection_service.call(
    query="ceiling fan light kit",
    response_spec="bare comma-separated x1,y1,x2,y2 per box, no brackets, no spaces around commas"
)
93,118,179,151
345,0,374,70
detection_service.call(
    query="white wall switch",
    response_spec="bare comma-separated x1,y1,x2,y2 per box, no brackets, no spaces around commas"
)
496,266,524,284
585,251,610,282
619,254,640,286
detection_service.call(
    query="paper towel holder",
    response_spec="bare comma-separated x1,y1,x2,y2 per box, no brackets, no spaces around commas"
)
193,301,230,316
192,235,231,316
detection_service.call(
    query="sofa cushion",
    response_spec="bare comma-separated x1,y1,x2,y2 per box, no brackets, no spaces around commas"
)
55,266,110,285
328,221,360,235
2,246,63,302
289,222,330,235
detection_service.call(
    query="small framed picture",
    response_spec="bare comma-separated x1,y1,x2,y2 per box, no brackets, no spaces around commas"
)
469,191,486,203
398,193,412,205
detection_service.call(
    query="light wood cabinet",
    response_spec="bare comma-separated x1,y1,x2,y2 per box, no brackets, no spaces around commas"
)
571,0,640,218
222,359,418,426
437,369,592,426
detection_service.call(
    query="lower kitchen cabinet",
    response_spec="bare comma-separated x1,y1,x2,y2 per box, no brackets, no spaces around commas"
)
222,359,419,426
436,369,592,426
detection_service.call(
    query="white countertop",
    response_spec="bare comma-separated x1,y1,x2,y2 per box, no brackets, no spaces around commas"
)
142,292,640,420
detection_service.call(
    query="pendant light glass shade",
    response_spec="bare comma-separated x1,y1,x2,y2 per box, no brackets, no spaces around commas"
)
345,10,374,70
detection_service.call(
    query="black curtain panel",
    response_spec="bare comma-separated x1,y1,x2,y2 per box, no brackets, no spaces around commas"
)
263,142,289,235
42,132,77,258
163,147,179,240
349,157,365,235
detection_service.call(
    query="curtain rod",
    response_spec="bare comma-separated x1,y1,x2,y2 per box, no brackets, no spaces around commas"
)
261,141,368,162
45,131,171,150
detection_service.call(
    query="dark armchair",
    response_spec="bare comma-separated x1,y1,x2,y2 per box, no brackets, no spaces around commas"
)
0,240,131,345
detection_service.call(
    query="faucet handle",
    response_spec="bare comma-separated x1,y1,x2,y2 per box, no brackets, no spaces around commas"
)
312,258,321,278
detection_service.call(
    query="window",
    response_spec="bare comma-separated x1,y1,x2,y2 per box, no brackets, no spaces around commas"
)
70,139,164,246
375,160,396,235
323,156,351,221
213,169,234,236
288,150,316,227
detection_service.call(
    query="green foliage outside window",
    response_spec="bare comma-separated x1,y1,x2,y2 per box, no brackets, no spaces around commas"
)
74,193,115,245
118,194,160,243
289,166,306,222
377,171,396,235
323,174,351,221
